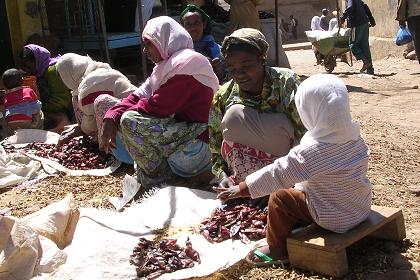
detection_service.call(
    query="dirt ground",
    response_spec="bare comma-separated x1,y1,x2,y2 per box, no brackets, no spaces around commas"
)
1,50,419,279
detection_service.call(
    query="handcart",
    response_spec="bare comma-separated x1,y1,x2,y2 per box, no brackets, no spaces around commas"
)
311,33,353,73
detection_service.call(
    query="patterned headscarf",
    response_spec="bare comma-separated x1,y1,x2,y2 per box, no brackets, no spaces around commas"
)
24,44,61,77
180,4,212,35
221,28,269,60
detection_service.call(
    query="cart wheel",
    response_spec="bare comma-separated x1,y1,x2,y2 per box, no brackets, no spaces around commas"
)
324,63,335,73
324,55,336,73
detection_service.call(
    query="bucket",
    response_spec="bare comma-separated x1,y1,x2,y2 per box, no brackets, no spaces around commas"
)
22,76,39,97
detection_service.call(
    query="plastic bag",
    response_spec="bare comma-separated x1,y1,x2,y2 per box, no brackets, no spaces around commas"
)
396,25,412,46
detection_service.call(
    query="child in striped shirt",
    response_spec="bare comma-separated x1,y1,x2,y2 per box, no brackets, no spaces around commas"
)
1,68,43,136
214,74,372,265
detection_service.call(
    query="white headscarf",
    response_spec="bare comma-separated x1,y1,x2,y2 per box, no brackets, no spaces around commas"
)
136,16,219,97
295,74,360,145
56,53,136,135
56,53,111,91
311,16,322,31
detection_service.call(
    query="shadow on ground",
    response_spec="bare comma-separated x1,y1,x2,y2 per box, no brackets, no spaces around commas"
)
347,85,379,95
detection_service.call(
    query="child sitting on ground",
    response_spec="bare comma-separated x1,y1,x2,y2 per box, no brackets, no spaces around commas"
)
214,74,372,266
1,68,43,137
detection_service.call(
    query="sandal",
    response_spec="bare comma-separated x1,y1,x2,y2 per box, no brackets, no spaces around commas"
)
245,246,289,268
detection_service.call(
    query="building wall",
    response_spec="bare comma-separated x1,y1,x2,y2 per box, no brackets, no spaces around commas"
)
341,0,399,38
257,0,400,39
218,0,336,39
5,0,44,64
257,0,337,38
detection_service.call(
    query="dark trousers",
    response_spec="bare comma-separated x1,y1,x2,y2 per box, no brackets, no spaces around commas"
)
350,22,374,73
408,15,420,64
292,27,297,40
266,188,314,257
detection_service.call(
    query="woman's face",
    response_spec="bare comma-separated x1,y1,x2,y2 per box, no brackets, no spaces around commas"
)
182,12,205,42
143,39,163,64
21,59,36,75
225,50,265,95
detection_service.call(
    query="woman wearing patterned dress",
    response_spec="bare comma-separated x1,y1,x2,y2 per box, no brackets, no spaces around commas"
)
208,28,305,201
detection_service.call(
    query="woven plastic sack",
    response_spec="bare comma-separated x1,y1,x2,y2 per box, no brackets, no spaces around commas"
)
0,216,42,280
21,194,80,249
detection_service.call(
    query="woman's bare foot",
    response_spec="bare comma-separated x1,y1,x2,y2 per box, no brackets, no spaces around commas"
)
252,245,287,262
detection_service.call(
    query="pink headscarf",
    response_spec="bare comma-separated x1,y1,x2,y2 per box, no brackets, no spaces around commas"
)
135,16,219,98
24,44,60,77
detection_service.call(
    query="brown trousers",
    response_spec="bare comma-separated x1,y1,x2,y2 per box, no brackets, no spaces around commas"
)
266,188,314,257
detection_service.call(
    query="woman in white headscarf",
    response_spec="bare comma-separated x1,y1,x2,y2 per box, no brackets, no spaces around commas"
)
215,74,372,266
309,15,324,64
56,53,137,163
310,15,322,31
101,16,219,189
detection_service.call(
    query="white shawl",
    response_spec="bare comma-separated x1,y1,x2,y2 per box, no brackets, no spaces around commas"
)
135,16,219,98
295,74,360,145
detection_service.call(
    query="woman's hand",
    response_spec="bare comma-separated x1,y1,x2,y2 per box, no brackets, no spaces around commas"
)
211,58,224,81
213,181,251,202
99,119,117,154
58,124,83,146
218,175,234,188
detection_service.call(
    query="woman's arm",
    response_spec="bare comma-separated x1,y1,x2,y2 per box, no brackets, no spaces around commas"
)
340,0,354,22
127,75,206,118
208,92,229,179
281,72,306,143
245,148,310,198
36,77,52,109
396,0,408,22
103,92,141,125
363,3,376,27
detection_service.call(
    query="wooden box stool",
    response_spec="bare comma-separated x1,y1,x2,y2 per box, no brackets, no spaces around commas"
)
286,205,406,277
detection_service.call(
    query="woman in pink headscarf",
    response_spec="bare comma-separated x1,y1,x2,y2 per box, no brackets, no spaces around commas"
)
21,44,72,133
100,16,219,189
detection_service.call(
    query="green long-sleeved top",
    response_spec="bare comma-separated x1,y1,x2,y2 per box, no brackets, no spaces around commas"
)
208,66,306,179
37,64,72,116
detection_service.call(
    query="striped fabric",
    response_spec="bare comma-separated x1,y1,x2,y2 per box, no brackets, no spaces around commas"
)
245,136,372,233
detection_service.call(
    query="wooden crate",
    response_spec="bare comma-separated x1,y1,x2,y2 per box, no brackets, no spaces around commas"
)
287,205,406,277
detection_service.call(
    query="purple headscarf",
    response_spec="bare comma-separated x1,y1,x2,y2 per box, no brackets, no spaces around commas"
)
24,44,61,77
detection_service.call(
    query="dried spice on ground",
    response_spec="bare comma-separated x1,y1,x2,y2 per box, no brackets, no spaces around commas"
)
130,237,200,279
2,136,113,170
200,203,267,244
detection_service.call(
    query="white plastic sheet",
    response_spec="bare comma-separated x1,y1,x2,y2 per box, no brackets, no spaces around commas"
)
108,174,141,211
0,144,46,189
39,187,260,280
0,129,121,188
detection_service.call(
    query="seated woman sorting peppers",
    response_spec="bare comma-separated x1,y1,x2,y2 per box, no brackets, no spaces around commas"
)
55,53,137,163
214,74,372,267
208,28,306,205
180,4,228,84
100,16,219,189
20,44,73,133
